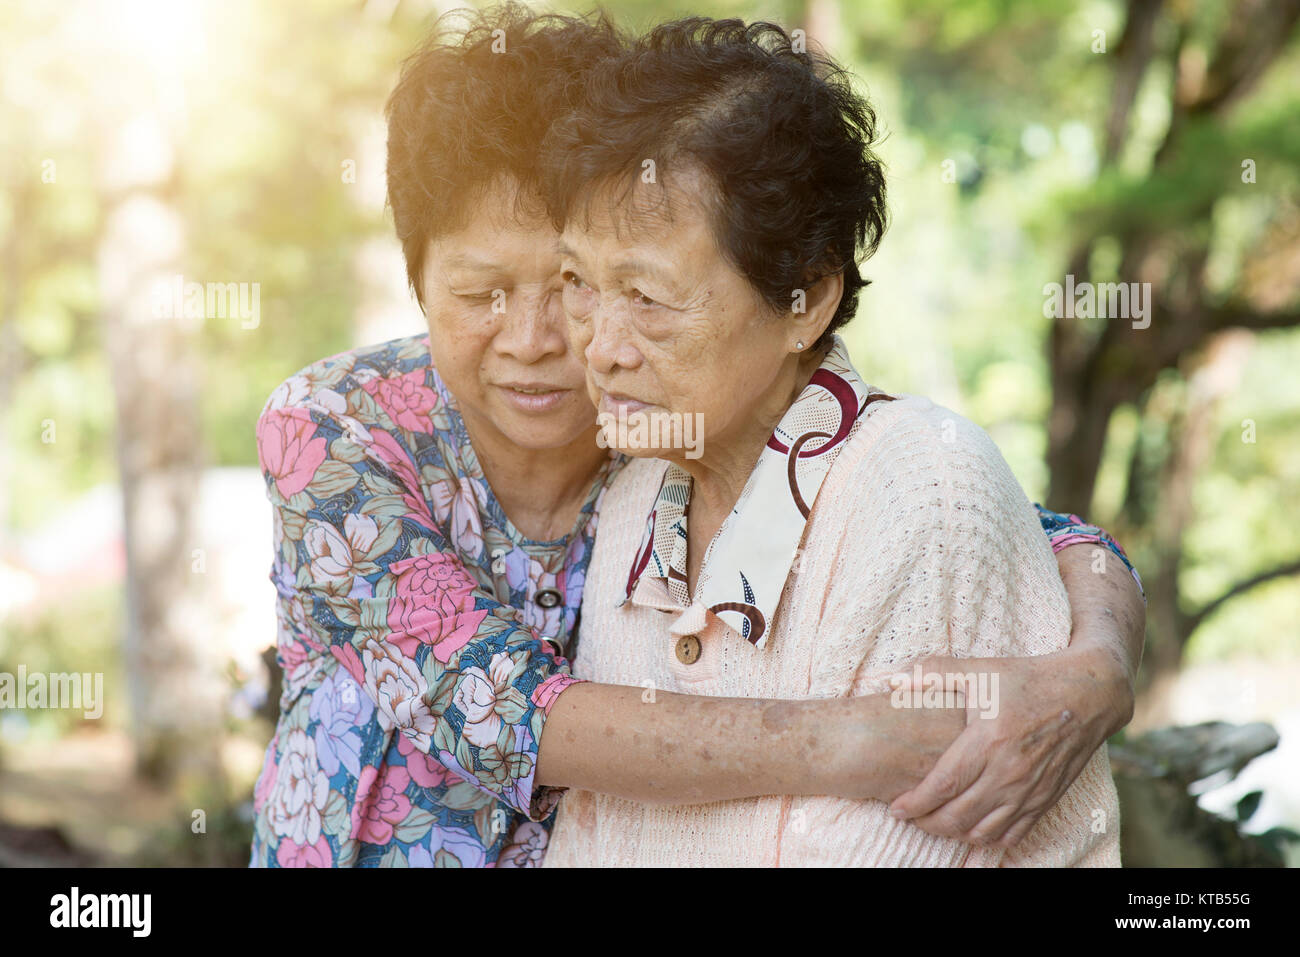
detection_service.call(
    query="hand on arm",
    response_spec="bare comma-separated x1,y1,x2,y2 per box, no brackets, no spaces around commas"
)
885,507,1146,846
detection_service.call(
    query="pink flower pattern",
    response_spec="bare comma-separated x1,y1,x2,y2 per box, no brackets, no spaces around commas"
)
250,333,623,868
257,409,329,499
362,369,439,435
351,764,414,845
385,552,488,661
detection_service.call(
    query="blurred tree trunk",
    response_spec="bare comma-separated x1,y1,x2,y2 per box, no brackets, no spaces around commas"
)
1047,1,1300,511
97,114,224,787
1044,0,1300,699
1138,332,1252,721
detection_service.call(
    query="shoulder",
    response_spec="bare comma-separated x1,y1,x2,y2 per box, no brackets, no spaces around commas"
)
605,454,669,502
842,393,1001,465
836,393,1017,488
255,331,462,457
587,457,669,593
255,333,449,498
259,332,435,422
821,392,1040,544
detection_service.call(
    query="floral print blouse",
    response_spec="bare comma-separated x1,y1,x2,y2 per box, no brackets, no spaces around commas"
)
249,332,623,867
248,332,1142,868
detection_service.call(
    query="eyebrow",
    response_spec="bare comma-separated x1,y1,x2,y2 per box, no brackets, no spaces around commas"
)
440,254,504,272
557,242,681,290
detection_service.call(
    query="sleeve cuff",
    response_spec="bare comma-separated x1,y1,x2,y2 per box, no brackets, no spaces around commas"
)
518,673,588,822
1035,504,1146,603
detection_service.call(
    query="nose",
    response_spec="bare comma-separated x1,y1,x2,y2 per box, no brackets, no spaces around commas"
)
584,296,641,376
493,286,567,365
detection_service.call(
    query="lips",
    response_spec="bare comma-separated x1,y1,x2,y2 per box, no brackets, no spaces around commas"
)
499,381,565,394
496,383,570,414
598,391,651,416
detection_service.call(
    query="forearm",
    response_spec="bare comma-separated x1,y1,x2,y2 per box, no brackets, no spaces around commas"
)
1055,542,1146,733
534,680,960,804
534,542,1144,808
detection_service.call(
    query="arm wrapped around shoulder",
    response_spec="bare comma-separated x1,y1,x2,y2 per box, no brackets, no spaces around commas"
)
788,396,1120,865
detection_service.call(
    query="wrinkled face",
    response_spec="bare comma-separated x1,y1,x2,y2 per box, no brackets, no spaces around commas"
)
420,180,598,453
558,168,800,465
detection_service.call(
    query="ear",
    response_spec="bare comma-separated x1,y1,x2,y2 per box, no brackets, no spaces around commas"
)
788,270,844,348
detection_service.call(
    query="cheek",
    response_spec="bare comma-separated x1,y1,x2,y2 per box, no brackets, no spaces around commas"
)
640,347,702,413
426,311,495,387
686,385,733,435
652,314,767,420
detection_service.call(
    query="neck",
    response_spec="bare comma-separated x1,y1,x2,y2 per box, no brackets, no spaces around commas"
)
462,413,610,542
681,343,828,587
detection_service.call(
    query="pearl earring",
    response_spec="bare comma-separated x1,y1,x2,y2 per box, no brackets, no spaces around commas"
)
796,340,805,350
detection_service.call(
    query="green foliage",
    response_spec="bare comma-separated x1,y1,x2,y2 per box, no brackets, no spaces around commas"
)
1,0,1297,864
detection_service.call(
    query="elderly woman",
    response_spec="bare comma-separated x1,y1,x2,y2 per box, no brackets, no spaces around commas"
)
541,18,1121,866
251,6,1142,868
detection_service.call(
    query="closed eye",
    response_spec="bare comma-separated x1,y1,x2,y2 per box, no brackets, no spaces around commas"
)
450,289,500,302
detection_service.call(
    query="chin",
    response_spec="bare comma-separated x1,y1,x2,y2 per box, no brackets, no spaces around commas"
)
502,413,599,452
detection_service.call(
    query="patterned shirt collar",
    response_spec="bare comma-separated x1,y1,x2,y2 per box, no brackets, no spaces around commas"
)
621,335,895,648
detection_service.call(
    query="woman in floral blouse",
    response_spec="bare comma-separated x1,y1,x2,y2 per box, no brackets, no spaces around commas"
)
249,5,1146,868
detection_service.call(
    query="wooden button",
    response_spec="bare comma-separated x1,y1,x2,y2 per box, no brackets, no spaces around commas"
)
536,588,563,609
675,634,702,665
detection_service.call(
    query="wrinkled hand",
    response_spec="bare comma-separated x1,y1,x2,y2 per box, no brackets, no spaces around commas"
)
885,644,1132,847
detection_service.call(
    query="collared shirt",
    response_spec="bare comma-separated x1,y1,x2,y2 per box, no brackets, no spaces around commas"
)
622,336,1144,645
249,332,624,867
622,340,898,646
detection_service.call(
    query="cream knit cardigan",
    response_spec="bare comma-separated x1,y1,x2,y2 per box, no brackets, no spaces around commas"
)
543,394,1121,867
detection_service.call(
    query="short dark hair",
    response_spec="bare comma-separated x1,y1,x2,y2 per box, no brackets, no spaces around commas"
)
542,18,888,350
385,3,623,308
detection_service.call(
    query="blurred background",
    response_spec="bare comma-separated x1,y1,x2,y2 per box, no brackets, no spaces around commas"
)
1,0,1297,866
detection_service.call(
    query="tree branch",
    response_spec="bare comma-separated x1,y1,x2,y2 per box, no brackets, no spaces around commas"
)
1190,0,1300,117
1183,558,1300,634
1104,0,1165,166
1208,305,1300,332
